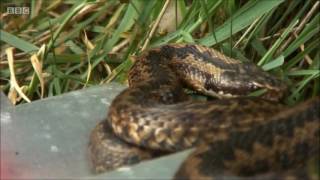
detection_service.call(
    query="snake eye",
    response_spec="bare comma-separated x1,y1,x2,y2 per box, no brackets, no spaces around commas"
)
218,90,225,95
251,82,262,90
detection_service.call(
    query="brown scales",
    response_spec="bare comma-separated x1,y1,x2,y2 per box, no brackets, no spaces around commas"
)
89,44,319,179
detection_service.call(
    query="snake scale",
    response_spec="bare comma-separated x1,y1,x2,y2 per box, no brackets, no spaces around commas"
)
89,44,320,180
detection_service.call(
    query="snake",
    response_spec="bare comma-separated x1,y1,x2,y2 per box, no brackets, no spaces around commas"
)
88,44,320,179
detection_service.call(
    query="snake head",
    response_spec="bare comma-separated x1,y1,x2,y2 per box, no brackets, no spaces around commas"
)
225,62,288,101
201,61,287,101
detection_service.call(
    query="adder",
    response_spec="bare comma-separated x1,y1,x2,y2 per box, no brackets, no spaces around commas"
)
89,44,320,180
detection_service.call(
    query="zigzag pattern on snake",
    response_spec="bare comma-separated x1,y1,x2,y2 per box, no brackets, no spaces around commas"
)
89,44,320,180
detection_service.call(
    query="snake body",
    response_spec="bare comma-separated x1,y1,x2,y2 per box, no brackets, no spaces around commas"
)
89,44,319,179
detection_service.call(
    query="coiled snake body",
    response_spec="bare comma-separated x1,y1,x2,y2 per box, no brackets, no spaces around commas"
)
89,44,320,179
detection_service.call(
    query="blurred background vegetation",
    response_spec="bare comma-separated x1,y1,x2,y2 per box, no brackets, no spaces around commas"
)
0,0,319,105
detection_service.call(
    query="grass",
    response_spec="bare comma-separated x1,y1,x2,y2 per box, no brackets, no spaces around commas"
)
0,0,319,177
0,0,319,105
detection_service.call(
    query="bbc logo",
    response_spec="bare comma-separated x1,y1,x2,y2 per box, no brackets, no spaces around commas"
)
7,7,30,15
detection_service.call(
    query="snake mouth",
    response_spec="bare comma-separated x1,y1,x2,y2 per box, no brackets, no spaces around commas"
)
251,81,287,101
252,78,287,92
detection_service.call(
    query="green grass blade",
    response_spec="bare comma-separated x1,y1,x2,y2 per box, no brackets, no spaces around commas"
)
0,30,39,52
258,20,299,66
262,55,284,71
199,0,284,46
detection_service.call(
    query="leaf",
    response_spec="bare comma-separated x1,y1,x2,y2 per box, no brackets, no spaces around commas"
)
262,55,284,71
258,20,299,66
0,30,38,53
6,47,31,103
199,0,285,46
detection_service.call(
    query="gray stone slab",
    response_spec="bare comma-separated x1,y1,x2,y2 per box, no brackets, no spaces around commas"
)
0,83,192,179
